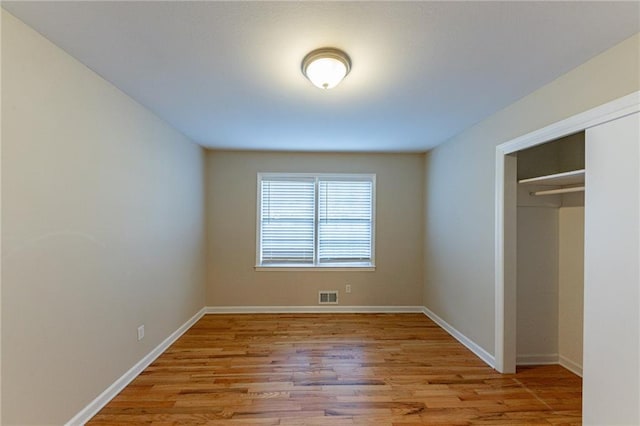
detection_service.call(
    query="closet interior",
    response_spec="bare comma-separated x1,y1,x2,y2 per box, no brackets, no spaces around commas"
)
515,131,585,376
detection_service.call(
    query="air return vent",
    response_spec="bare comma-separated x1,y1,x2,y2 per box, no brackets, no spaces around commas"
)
318,290,338,304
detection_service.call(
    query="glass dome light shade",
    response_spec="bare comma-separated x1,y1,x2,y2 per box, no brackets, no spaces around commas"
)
302,48,351,90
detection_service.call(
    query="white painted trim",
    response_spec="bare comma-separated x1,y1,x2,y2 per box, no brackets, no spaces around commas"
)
494,153,518,373
559,355,583,377
206,305,423,314
515,354,583,377
494,91,640,375
498,91,640,155
516,353,559,365
421,307,495,369
494,149,506,372
254,266,375,272
65,307,207,426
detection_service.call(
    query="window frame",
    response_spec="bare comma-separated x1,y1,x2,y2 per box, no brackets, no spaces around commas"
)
255,172,376,271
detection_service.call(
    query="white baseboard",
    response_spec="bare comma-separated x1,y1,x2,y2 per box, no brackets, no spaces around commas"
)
65,307,207,426
421,307,495,369
517,353,559,365
516,354,582,377
205,305,424,314
559,355,583,377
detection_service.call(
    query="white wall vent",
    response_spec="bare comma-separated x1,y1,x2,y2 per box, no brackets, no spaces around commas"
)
318,290,339,304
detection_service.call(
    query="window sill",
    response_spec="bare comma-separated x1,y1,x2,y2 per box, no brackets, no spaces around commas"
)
255,265,376,272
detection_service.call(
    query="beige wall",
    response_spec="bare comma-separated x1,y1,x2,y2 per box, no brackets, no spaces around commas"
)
206,151,424,307
515,204,585,369
1,11,206,425
516,207,559,361
558,206,584,373
424,33,640,354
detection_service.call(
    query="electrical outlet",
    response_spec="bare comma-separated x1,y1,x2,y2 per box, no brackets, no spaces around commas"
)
346,284,352,293
137,325,145,341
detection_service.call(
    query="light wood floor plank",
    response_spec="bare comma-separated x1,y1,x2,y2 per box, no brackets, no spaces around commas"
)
89,313,581,425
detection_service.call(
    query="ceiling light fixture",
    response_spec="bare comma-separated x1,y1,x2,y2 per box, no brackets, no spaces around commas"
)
301,47,351,90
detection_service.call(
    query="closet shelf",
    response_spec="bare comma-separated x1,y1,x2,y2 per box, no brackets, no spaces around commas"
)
518,169,585,186
519,169,585,196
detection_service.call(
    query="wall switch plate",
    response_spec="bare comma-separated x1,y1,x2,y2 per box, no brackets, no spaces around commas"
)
137,325,145,341
346,284,352,293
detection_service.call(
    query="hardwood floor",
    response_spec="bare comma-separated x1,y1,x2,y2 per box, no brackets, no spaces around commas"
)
89,314,582,425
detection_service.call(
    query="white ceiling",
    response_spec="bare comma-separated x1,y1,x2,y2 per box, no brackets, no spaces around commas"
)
4,1,639,152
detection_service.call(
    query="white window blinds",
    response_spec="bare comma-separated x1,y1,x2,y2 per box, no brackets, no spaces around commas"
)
318,179,373,263
258,173,375,268
260,178,315,264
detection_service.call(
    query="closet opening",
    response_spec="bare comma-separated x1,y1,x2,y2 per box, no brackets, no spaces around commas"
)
494,92,639,423
514,132,584,377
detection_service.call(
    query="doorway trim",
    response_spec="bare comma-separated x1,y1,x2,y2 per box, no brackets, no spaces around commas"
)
494,91,640,373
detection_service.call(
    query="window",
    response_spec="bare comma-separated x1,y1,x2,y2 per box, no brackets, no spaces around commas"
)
257,173,375,269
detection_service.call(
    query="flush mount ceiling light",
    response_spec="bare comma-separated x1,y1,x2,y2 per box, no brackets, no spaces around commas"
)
301,47,351,90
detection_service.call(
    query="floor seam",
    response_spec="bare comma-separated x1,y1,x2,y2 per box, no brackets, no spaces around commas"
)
512,377,555,412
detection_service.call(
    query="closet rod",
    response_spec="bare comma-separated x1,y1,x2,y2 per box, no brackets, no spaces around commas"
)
530,186,585,196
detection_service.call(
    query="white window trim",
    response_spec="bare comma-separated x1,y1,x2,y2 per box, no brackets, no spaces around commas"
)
254,266,376,272
255,172,376,270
